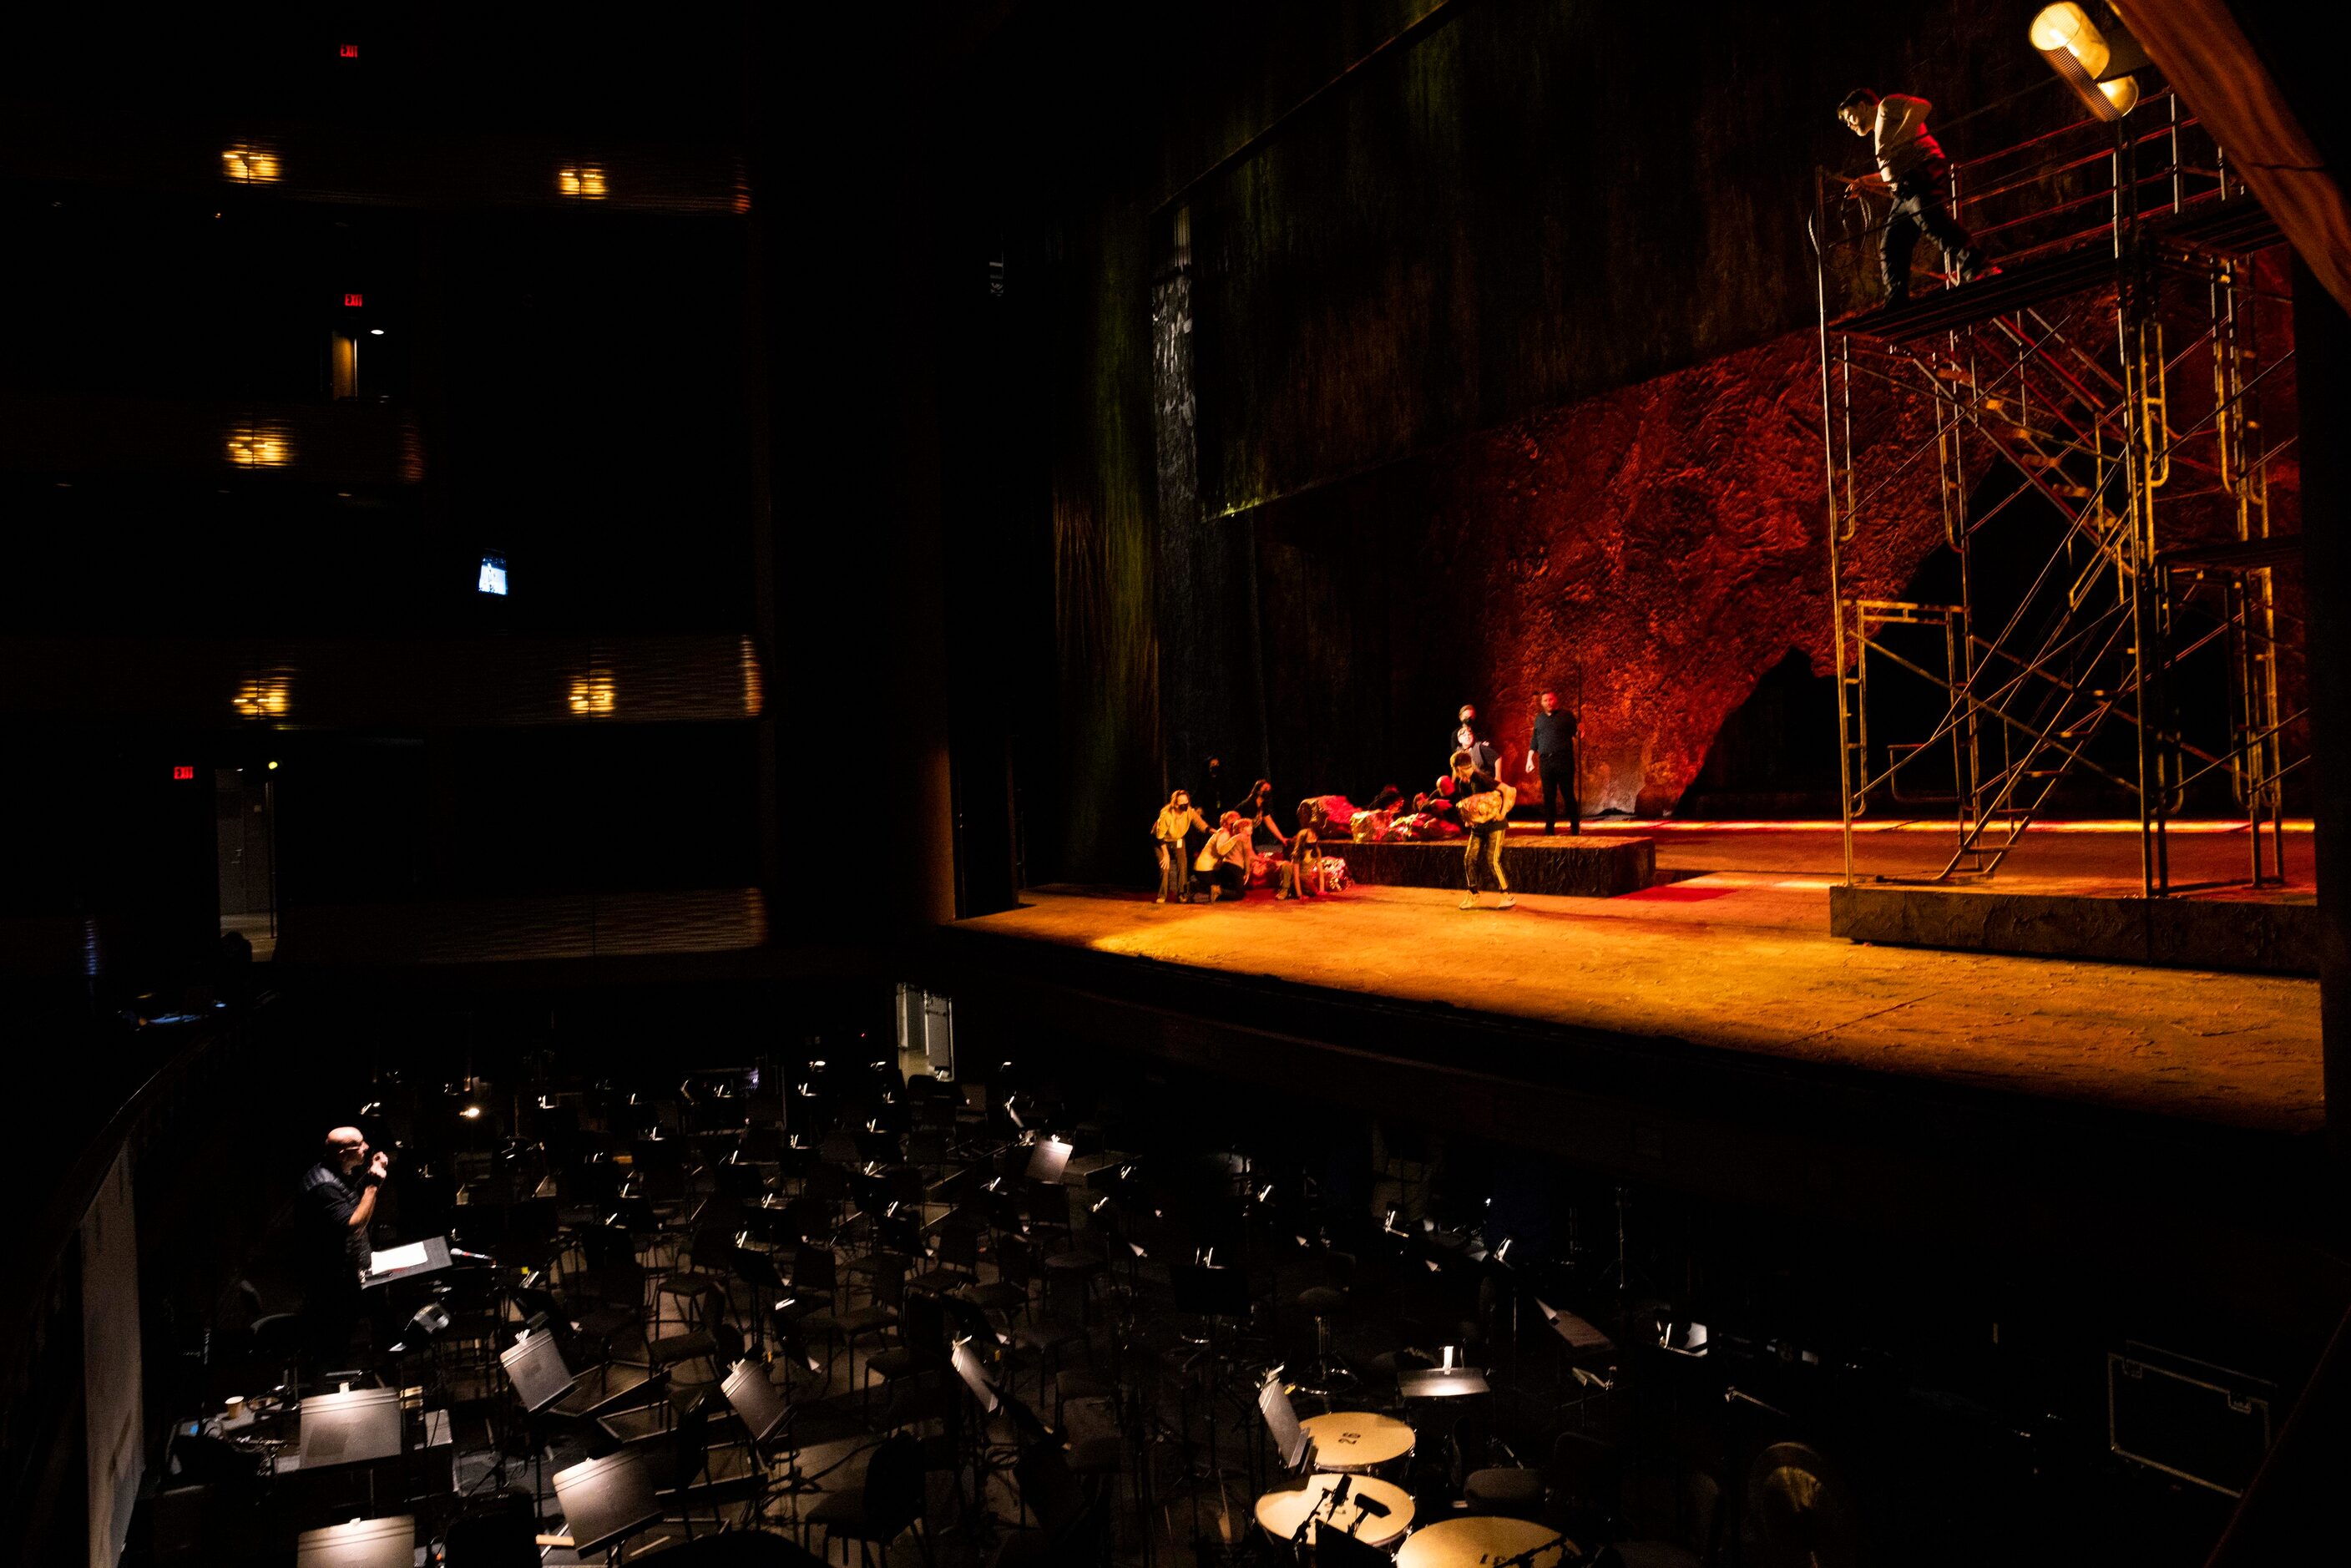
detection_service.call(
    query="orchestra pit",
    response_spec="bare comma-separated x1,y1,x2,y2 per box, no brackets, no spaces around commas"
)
10,3,2351,1567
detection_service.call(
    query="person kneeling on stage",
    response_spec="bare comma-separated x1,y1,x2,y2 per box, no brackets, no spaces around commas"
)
1196,811,1252,902
1152,789,1211,903
1452,750,1516,911
1239,778,1292,859
300,1125,389,1374
1279,801,1325,901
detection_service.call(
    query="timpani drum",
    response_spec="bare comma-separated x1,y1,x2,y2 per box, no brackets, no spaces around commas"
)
1254,1473,1416,1550
1394,1516,1575,1568
1299,1411,1416,1475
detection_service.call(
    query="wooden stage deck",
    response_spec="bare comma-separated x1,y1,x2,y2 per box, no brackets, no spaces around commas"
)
951,870,2320,1136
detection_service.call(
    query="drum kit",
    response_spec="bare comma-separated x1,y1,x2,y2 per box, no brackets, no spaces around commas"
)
1253,1373,1579,1567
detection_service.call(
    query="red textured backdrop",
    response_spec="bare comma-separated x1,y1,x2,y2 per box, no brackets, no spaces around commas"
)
1411,329,1960,813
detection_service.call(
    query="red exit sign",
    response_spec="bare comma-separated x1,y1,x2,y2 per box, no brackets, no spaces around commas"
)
172,766,195,781
339,43,359,58
343,292,364,308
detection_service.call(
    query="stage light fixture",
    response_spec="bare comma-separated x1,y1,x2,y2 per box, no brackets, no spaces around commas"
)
2030,4,2141,121
368,328,384,336
225,422,291,468
233,670,293,719
221,142,281,183
568,670,616,716
462,1105,483,1120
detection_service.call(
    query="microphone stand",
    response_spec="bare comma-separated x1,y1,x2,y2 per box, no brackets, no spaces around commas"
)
1494,1529,1576,1568
1289,1477,1352,1555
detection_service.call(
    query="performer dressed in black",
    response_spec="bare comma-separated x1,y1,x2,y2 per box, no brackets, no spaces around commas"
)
1526,689,1580,836
298,1125,388,1373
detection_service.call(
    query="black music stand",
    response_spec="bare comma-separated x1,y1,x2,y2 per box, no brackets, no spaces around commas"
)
723,1361,793,1448
299,1388,404,1469
502,1331,578,1414
1534,1298,1616,1425
294,1513,414,1568
1535,1299,1613,1353
1164,1261,1255,1559
721,1358,817,1531
952,1337,1002,1415
498,1330,577,1514
1257,1373,1315,1474
1024,1138,1074,1185
552,1449,663,1564
361,1236,453,1289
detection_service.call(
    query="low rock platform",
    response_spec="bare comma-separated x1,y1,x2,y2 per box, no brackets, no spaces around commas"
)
1828,883,2318,976
1337,835,1654,898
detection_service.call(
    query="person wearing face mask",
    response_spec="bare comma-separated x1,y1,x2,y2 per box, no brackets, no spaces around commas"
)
1451,705,1499,780
1195,811,1254,902
1151,789,1212,903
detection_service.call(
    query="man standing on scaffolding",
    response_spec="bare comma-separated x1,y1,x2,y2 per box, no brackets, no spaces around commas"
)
1838,88,1993,305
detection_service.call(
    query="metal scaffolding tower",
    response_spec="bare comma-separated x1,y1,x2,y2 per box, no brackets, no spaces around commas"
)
1811,89,2303,896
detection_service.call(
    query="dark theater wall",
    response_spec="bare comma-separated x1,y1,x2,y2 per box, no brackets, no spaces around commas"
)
1183,1,2040,514
1019,0,2058,875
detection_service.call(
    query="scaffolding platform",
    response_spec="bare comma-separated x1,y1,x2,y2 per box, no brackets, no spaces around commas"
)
1832,193,2285,344
1828,879,2315,976
1811,87,2306,912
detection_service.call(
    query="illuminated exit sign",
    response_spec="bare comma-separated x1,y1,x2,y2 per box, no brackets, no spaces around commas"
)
172,766,195,781
339,44,359,58
343,292,364,308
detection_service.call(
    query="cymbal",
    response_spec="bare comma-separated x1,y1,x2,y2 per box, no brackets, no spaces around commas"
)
1744,1440,1861,1568
1301,1411,1415,1471
1394,1516,1575,1568
1398,1367,1490,1400
1254,1474,1415,1550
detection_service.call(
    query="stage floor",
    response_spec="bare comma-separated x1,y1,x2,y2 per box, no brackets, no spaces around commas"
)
959,822,2321,1135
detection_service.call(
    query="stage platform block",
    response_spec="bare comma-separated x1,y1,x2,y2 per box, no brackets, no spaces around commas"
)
1341,835,1653,898
1829,883,2318,976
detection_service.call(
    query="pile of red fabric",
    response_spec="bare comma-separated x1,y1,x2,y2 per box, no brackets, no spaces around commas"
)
1300,794,1358,837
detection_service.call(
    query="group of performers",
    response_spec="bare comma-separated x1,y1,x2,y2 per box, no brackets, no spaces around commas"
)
1150,693,1580,910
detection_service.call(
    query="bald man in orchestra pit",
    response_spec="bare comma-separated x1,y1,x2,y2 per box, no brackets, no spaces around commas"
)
298,1125,390,1370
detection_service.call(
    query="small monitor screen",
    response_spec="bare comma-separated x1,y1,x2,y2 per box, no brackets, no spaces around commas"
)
477,554,508,595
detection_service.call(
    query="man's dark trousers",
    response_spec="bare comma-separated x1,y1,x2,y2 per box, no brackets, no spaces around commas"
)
1539,751,1579,835
1883,164,1984,301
